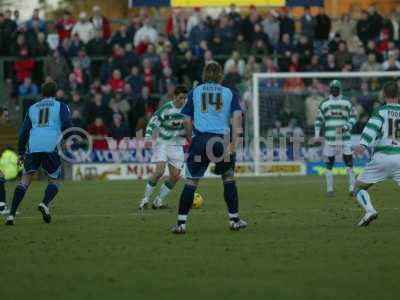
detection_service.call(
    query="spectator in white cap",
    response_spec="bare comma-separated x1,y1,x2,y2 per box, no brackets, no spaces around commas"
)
71,12,95,44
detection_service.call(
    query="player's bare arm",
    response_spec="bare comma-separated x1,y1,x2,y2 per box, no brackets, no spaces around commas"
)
354,144,367,156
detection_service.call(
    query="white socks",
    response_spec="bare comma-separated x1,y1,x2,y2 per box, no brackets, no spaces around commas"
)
143,182,155,199
325,170,334,192
325,168,356,193
158,183,172,202
143,180,174,206
356,190,376,213
347,167,356,192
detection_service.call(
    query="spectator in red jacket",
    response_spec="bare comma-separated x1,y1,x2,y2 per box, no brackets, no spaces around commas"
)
108,69,124,93
86,117,109,150
159,51,171,72
377,29,390,55
142,58,155,92
90,6,111,40
165,8,186,36
165,12,174,36
14,48,35,83
55,11,75,41
72,61,85,86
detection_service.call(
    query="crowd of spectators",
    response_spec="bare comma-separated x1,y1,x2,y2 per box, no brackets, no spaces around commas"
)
1,4,400,146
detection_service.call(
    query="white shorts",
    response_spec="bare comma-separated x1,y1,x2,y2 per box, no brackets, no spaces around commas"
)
357,153,400,185
151,143,184,170
323,142,353,157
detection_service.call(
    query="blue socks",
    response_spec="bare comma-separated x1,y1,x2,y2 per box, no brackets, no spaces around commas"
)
224,181,239,222
177,184,197,225
0,177,5,209
10,183,28,216
8,182,59,217
42,183,59,206
177,181,240,225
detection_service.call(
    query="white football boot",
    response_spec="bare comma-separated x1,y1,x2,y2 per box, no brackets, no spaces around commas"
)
139,197,150,210
229,219,248,231
5,215,14,226
171,223,186,234
38,203,52,223
0,204,9,215
152,196,168,209
357,210,378,227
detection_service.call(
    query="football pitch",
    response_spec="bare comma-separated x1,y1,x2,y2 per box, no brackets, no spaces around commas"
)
1,176,399,300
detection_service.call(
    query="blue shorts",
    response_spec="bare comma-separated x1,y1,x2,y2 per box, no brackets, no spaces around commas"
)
23,152,61,179
185,133,235,179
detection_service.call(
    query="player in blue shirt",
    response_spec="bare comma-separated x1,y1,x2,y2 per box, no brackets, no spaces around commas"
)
5,81,72,225
172,61,247,234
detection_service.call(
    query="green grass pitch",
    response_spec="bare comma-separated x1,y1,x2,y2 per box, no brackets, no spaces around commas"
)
1,176,399,300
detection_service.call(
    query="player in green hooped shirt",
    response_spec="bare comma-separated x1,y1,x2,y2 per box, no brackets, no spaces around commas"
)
314,80,357,197
353,81,400,226
139,86,188,209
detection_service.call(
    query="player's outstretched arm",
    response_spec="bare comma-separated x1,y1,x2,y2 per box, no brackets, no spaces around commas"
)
347,104,357,131
180,90,194,141
183,118,193,141
60,102,73,131
18,113,32,156
145,114,161,139
354,144,368,156
360,108,384,148
144,114,161,148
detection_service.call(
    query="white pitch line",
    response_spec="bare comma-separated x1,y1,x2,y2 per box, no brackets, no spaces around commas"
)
4,207,400,221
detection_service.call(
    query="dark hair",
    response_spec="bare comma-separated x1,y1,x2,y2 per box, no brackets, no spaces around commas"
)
383,81,399,99
41,81,58,97
174,85,188,96
202,61,224,83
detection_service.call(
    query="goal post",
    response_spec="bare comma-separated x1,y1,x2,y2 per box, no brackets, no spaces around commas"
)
250,71,400,176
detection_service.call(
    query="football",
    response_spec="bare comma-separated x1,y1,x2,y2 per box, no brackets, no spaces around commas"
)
192,193,204,209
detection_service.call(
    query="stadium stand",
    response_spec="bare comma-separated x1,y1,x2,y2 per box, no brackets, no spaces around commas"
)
0,5,399,149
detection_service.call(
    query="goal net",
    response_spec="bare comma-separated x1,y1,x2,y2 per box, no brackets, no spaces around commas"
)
246,71,400,175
